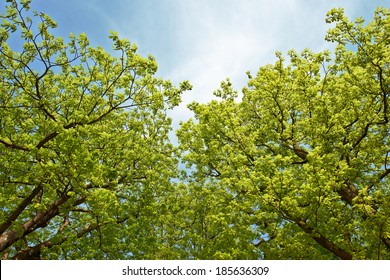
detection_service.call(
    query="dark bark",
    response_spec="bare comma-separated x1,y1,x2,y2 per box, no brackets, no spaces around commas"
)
0,194,69,253
0,185,43,235
294,219,353,260
337,183,359,205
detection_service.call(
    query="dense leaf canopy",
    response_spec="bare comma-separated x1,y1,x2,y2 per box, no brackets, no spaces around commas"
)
1,0,389,259
0,0,191,259
177,7,390,259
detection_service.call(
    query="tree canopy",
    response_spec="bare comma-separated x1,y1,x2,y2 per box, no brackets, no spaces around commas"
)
0,0,191,259
177,7,390,259
1,0,389,260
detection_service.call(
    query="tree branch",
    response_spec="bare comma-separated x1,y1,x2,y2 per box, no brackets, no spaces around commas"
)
11,215,130,259
0,138,30,151
0,193,69,253
337,182,359,205
294,218,352,260
0,184,43,235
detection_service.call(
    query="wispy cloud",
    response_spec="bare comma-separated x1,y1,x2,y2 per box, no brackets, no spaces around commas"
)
155,0,338,124
33,0,387,128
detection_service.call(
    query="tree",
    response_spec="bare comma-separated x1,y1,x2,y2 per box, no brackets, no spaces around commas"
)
177,7,390,259
2,1,389,261
0,0,191,259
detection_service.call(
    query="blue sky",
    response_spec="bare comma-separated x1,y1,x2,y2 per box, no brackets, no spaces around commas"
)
15,0,390,128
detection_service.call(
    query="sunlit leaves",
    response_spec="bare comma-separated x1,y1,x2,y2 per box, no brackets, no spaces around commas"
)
178,7,390,259
0,0,190,259
2,0,390,260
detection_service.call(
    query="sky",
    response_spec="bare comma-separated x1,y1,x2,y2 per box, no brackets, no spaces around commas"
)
8,0,390,132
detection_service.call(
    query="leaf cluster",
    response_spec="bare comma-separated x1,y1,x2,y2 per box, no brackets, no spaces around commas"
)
1,1,390,260
178,7,390,259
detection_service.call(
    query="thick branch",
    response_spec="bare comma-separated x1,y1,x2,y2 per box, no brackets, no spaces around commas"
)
35,122,81,149
0,139,30,151
368,169,390,191
294,219,352,260
11,215,130,259
337,182,359,205
0,185,43,235
13,239,53,260
292,142,308,160
381,236,390,251
0,193,69,253
35,131,58,149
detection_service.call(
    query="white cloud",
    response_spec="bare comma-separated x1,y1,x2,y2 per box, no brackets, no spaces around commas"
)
36,0,388,130
161,0,336,127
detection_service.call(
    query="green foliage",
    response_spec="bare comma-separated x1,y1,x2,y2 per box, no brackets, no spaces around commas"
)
1,1,389,260
177,7,390,259
0,0,190,259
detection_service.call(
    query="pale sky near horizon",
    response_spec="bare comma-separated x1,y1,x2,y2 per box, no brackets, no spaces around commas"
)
5,0,390,133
